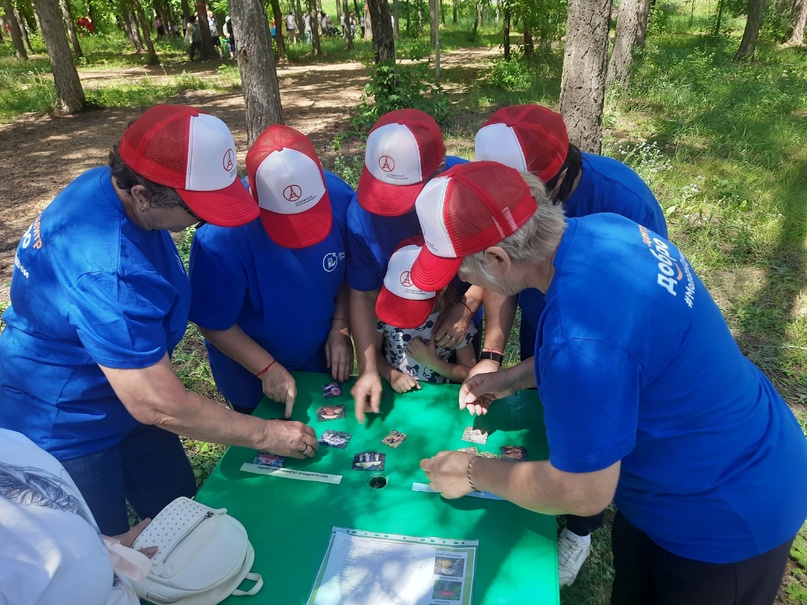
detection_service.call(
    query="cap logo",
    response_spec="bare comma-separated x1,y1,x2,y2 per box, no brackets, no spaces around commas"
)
400,270,413,287
283,184,303,202
222,148,235,172
378,155,396,173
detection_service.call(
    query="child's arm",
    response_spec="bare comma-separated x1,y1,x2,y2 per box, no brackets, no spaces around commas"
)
406,337,474,383
376,332,421,393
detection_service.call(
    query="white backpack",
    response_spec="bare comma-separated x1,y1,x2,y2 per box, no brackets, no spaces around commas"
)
130,497,263,605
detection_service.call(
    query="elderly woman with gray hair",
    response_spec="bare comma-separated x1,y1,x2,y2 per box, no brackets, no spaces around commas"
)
413,161,807,605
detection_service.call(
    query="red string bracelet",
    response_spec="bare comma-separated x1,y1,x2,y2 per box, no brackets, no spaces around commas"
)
457,300,473,314
256,359,276,378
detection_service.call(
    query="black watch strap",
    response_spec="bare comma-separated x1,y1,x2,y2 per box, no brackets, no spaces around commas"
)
479,350,504,364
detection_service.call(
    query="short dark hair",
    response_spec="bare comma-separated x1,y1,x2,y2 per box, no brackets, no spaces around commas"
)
544,143,582,203
108,145,184,209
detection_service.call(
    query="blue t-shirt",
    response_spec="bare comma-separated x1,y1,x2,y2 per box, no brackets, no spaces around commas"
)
519,153,667,358
188,171,353,408
346,155,467,292
537,214,807,562
0,167,191,460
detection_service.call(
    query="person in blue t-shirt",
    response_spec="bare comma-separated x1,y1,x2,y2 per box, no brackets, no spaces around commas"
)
471,104,669,584
414,163,807,605
346,109,474,421
188,125,354,413
0,105,319,536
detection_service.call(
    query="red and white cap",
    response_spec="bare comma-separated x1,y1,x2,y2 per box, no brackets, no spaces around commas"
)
357,109,446,217
474,105,569,183
246,125,332,249
411,161,537,291
119,104,258,227
376,236,437,329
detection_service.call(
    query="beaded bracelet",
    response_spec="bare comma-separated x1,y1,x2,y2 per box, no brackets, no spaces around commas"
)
466,455,481,492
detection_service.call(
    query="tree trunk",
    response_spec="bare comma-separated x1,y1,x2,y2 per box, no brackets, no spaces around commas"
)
133,0,159,65
308,0,321,55
472,0,480,36
735,0,765,60
86,0,95,26
503,4,510,60
342,0,354,48
713,0,725,35
439,0,444,25
559,0,611,154
123,9,144,52
786,0,806,44
429,0,436,44
19,7,35,52
2,0,28,59
452,0,456,23
180,0,191,23
523,22,533,55
58,0,82,58
270,0,285,58
230,0,283,145
367,0,395,62
364,3,372,39
393,0,399,37
31,0,85,113
195,2,213,60
607,0,650,86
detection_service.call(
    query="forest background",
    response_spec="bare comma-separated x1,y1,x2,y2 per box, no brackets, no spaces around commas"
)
0,0,805,601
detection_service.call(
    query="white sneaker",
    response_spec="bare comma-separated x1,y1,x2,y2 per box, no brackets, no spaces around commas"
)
557,528,591,587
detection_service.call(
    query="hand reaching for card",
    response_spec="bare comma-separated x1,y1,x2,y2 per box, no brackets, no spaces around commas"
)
389,369,421,393
262,419,318,459
259,361,297,418
420,451,476,499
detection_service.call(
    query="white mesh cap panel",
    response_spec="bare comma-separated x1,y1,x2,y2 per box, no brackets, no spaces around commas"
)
474,123,528,170
185,113,239,191
384,245,436,300
365,123,424,185
415,176,457,258
253,148,326,215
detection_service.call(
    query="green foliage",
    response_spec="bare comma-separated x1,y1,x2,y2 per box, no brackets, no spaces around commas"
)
488,53,534,91
352,60,450,130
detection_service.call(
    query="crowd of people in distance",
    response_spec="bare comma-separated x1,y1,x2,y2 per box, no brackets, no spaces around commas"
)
1,102,805,605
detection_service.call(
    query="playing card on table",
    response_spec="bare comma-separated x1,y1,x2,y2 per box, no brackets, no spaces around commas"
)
317,405,346,422
461,426,488,444
352,451,386,471
319,430,352,449
252,451,286,468
381,430,407,449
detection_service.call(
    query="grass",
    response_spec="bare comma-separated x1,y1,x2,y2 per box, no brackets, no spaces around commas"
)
1,1,805,601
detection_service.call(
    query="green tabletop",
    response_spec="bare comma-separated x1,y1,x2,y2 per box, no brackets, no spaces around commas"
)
195,372,559,605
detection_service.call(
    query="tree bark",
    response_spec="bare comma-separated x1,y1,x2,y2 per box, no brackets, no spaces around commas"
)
195,2,213,60
429,0,436,44
392,0,399,37
472,0,481,37
20,7,35,52
230,0,283,145
133,0,159,65
607,0,650,86
367,0,395,62
451,0,456,23
31,0,85,113
2,0,28,59
735,0,765,60
503,4,510,60
308,0,321,55
559,0,611,154
342,0,354,48
270,0,286,58
59,0,83,58
523,22,533,55
786,0,806,44
123,9,144,52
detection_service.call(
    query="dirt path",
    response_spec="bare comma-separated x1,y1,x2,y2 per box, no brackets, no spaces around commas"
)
0,46,497,302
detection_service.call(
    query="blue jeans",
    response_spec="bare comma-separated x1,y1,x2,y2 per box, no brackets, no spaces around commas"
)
62,424,197,535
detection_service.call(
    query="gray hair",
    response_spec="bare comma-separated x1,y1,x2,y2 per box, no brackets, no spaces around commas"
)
459,171,567,283
108,144,185,210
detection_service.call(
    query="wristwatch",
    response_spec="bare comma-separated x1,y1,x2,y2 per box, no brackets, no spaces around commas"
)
479,349,504,364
